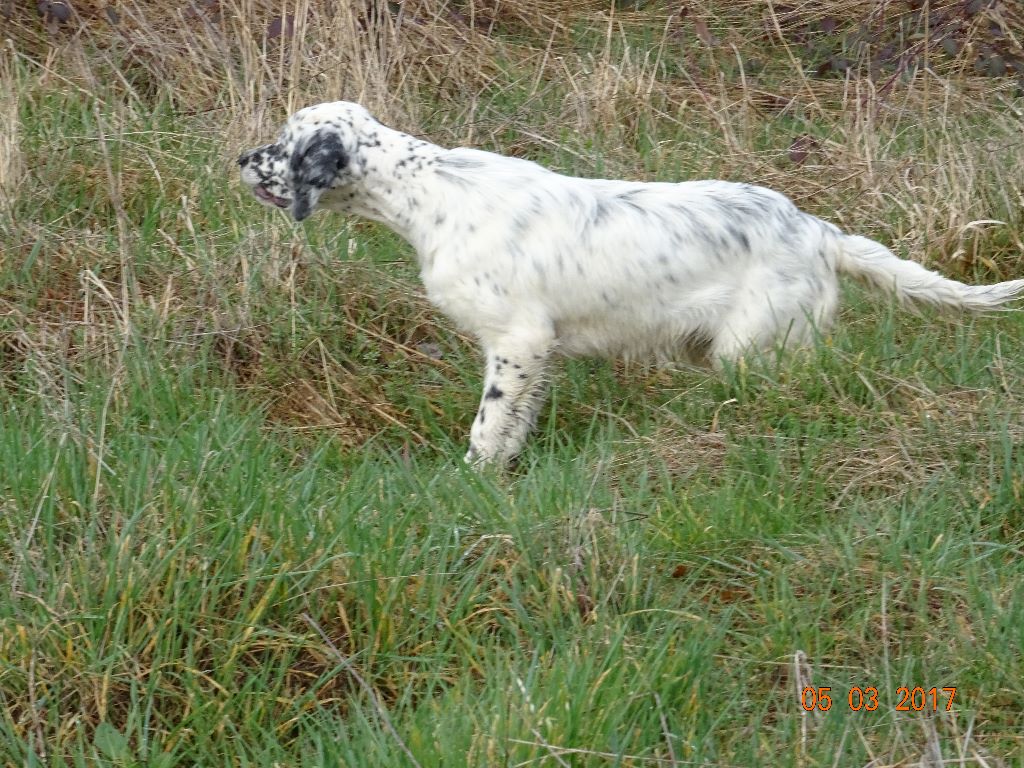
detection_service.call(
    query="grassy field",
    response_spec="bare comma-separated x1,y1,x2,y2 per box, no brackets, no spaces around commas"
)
2,1,1024,765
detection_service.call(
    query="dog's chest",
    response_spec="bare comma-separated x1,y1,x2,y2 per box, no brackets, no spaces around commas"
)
417,258,512,338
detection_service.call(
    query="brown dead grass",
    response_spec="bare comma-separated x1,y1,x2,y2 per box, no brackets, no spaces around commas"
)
0,41,22,210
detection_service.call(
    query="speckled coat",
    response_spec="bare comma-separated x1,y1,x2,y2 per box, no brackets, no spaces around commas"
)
239,101,1024,466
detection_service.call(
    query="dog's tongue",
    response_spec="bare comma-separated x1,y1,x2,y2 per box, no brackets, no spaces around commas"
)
255,185,289,207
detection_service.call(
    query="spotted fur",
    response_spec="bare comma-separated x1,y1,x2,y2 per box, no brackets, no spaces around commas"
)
239,101,1024,466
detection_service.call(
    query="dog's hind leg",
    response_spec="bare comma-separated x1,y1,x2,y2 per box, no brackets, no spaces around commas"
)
465,324,555,467
707,278,838,367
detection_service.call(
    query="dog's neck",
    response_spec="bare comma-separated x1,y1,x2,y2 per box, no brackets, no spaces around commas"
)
323,123,447,257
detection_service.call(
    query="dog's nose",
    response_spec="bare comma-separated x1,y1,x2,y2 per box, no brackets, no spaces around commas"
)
237,152,249,166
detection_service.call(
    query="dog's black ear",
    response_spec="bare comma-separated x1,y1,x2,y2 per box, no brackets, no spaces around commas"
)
290,131,348,221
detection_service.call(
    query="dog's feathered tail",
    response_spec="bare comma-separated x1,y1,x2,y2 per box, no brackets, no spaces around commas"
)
834,234,1024,312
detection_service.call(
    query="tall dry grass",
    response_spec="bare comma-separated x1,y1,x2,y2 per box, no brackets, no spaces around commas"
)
8,1,1022,191
5,2,1021,246
0,40,23,210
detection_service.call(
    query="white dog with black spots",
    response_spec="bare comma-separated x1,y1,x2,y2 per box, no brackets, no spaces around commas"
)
239,101,1024,466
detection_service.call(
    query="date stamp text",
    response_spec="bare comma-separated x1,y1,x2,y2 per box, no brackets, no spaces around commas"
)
800,686,957,712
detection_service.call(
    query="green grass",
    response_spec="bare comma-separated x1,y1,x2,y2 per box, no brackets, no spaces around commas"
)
3,15,1024,767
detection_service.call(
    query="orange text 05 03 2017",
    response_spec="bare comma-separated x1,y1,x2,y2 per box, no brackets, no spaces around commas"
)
799,686,957,712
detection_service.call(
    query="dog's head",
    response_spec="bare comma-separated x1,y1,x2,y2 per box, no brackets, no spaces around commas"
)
238,101,372,221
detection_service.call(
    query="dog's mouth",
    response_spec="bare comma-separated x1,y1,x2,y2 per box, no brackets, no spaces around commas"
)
253,185,291,209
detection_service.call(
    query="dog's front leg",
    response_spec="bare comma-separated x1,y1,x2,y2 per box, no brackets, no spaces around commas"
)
464,326,554,467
